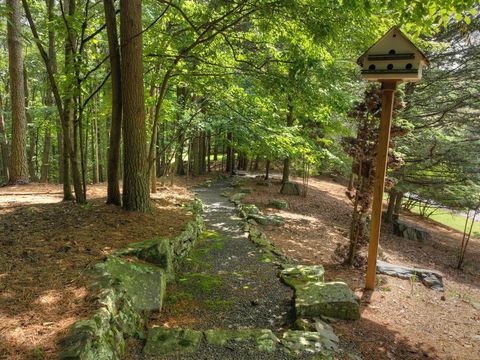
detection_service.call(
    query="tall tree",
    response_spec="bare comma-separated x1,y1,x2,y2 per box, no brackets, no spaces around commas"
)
104,0,122,205
120,0,150,212
7,0,29,184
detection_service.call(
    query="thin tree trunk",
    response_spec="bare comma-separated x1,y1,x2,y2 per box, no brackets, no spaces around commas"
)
385,190,396,223
265,159,270,180
24,67,37,181
104,0,122,205
226,131,233,173
7,0,29,184
0,97,10,180
40,127,52,182
120,0,150,212
22,0,85,202
41,1,56,184
282,95,294,184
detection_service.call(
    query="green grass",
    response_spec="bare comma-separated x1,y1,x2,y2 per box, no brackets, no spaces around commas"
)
408,204,480,235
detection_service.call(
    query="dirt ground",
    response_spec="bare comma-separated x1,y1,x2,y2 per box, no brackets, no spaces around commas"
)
243,175,480,360
0,180,197,360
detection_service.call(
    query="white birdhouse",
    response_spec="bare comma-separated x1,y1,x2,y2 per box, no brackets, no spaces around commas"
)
357,26,430,82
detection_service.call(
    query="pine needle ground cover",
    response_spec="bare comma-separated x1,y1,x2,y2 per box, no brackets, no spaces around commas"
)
0,181,195,359
242,175,480,360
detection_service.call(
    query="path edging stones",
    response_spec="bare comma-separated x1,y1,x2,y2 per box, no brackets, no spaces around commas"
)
58,199,205,360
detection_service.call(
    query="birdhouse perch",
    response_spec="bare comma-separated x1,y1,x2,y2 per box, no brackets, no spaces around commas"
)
357,26,430,82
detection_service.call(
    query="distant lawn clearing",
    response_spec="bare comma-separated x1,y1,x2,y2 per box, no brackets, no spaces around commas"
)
409,205,480,236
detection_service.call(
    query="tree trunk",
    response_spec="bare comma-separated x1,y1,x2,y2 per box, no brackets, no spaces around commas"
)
385,190,396,223
120,0,150,212
265,159,270,180
104,0,122,205
175,86,187,176
226,131,233,173
24,67,37,182
150,122,157,193
0,97,10,181
7,0,29,184
281,96,294,184
40,128,52,182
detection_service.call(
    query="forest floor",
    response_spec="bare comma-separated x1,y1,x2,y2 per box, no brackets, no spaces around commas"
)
0,179,203,360
241,174,480,360
1,174,479,360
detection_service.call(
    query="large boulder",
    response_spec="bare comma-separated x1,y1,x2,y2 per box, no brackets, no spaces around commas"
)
143,327,202,356
96,256,167,311
393,220,429,243
280,182,301,196
295,282,360,320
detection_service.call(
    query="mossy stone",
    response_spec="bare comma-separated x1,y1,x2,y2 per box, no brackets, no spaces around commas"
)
269,199,289,209
204,329,278,352
240,204,260,217
143,327,202,355
98,256,166,311
295,282,360,320
137,238,173,275
281,330,336,356
280,265,325,288
248,214,284,226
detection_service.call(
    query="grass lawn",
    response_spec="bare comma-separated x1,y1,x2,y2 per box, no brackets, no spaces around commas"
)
409,204,480,236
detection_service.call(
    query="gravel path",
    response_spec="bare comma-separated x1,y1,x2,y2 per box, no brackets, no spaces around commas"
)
128,179,325,360
158,179,295,331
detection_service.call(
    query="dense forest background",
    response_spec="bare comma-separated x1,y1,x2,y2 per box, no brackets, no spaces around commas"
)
0,0,478,218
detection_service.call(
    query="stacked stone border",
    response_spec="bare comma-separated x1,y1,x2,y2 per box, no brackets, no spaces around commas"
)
58,199,205,359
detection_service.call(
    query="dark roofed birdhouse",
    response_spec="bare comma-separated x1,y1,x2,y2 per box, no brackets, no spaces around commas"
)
357,26,430,82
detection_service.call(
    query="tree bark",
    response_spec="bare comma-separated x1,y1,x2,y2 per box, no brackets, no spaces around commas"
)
104,0,122,205
22,0,84,202
44,0,56,184
24,67,37,181
226,131,233,173
120,0,151,212
282,95,294,184
7,0,29,184
0,97,10,181
385,190,396,223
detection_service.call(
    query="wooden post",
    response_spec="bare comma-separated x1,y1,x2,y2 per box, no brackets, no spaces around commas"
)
365,81,397,290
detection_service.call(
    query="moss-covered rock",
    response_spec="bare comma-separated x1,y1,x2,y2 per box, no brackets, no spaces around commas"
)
269,199,289,209
137,238,173,275
248,214,284,226
295,282,360,320
230,192,246,203
281,330,336,356
204,329,278,352
280,265,325,288
240,204,260,218
97,256,167,311
143,327,202,356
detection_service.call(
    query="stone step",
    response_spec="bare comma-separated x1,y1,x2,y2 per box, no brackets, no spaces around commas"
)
142,326,340,358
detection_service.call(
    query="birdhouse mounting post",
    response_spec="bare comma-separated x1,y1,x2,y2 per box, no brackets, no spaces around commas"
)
357,26,429,291
365,81,397,290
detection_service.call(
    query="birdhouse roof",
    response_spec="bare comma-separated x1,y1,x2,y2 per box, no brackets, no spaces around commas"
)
357,26,430,67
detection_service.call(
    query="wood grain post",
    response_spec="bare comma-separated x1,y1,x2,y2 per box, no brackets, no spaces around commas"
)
365,81,397,290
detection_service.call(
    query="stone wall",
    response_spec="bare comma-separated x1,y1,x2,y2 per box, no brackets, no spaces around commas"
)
58,199,204,360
